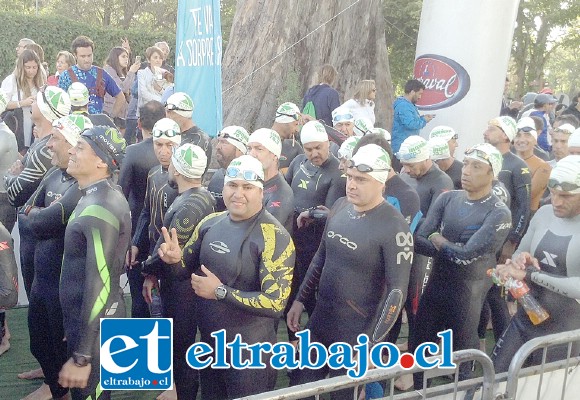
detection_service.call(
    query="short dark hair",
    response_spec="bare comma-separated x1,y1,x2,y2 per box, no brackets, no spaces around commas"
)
139,101,166,131
404,79,425,94
352,133,393,162
72,36,94,55
555,114,580,129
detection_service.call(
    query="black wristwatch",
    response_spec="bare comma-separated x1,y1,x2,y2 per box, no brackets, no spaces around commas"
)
73,352,92,367
215,284,227,300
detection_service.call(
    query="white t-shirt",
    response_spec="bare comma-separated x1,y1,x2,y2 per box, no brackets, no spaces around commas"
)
340,98,376,125
0,74,38,148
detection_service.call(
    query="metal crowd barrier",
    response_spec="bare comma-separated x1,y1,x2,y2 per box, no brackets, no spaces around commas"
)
495,328,580,400
240,349,496,400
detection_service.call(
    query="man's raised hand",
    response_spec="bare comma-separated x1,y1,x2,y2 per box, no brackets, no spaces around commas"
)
158,227,182,264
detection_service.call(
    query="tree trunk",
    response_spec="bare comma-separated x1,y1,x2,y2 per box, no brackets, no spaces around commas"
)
222,0,394,131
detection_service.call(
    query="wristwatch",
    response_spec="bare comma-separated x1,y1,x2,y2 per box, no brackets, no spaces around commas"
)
215,284,228,300
73,352,92,367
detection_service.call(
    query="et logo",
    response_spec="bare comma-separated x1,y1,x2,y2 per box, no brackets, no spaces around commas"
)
100,319,173,390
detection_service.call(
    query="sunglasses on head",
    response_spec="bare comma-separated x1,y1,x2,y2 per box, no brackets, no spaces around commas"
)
225,166,263,182
276,111,299,121
547,178,580,192
346,159,389,173
465,147,493,169
152,128,179,138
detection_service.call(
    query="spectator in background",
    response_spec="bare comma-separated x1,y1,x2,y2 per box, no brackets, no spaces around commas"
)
103,47,140,131
340,79,376,125
16,38,35,58
47,51,75,86
137,46,168,116
0,89,19,233
1,49,46,152
155,41,175,74
527,116,551,161
25,43,48,78
500,77,522,119
549,122,576,168
302,64,340,126
562,93,580,122
522,93,557,152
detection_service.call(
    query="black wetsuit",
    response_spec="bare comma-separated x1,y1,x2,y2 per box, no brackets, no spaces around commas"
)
181,126,213,170
19,167,81,398
142,187,215,400
60,179,131,400
5,135,53,296
131,165,177,317
292,198,412,396
207,168,226,212
284,154,346,338
383,174,423,344
263,172,295,234
279,139,304,173
492,205,580,373
411,190,511,388
174,208,295,399
0,222,17,342
498,151,531,245
443,159,463,190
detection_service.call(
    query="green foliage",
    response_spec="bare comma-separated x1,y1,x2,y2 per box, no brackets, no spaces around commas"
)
0,12,175,79
276,69,302,111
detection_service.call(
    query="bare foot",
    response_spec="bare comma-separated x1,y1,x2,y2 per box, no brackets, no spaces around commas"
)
0,337,10,356
21,383,52,400
18,368,45,380
394,374,414,391
156,387,177,400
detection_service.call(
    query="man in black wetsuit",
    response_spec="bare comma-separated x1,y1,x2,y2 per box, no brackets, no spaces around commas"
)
428,126,463,189
207,125,249,211
287,144,412,398
410,143,512,389
285,120,346,340
165,92,212,165
119,100,164,317
492,155,580,372
127,117,181,317
159,154,295,399
142,142,215,400
20,115,90,400
248,128,295,233
58,126,130,400
272,102,303,173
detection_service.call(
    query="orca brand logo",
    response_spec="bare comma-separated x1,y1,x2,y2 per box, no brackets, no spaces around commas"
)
413,54,471,110
100,319,172,390
209,241,230,254
327,230,357,250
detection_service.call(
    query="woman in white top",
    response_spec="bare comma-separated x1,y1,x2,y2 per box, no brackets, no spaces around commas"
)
1,49,46,151
340,79,376,125
137,46,167,116
103,46,140,118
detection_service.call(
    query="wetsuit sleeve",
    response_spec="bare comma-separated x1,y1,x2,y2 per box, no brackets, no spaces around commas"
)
284,157,298,184
132,174,152,255
0,224,18,309
415,193,449,257
370,217,412,343
324,173,346,208
439,208,512,263
509,167,531,243
117,150,134,199
75,205,124,356
428,178,453,212
399,189,422,234
173,213,219,280
296,236,326,305
5,145,52,207
526,270,580,300
224,224,295,318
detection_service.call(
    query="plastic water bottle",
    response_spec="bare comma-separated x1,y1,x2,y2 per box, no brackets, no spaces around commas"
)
487,269,549,325
149,287,164,318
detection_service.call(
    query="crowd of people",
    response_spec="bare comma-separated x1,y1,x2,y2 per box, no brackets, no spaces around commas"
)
0,38,579,400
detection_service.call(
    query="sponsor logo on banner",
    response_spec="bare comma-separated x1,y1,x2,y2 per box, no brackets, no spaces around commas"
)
101,319,173,390
413,54,471,110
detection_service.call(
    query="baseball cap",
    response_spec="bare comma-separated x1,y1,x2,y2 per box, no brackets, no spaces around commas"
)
152,117,181,146
337,136,361,160
464,143,503,178
67,82,89,106
371,128,391,142
218,126,249,154
488,116,517,142
396,136,429,163
248,128,282,158
548,155,580,194
300,121,328,145
0,89,9,115
568,129,580,148
81,126,126,171
166,92,194,118
37,86,71,122
429,125,457,142
516,117,538,140
275,102,300,123
171,142,207,179
353,118,374,136
52,114,93,147
429,137,451,160
224,155,264,189
535,93,557,105
349,144,391,183
332,107,354,126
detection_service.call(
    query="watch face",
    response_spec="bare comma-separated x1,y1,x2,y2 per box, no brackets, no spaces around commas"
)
215,285,227,300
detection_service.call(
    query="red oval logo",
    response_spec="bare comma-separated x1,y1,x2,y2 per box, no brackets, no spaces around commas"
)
413,54,471,111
